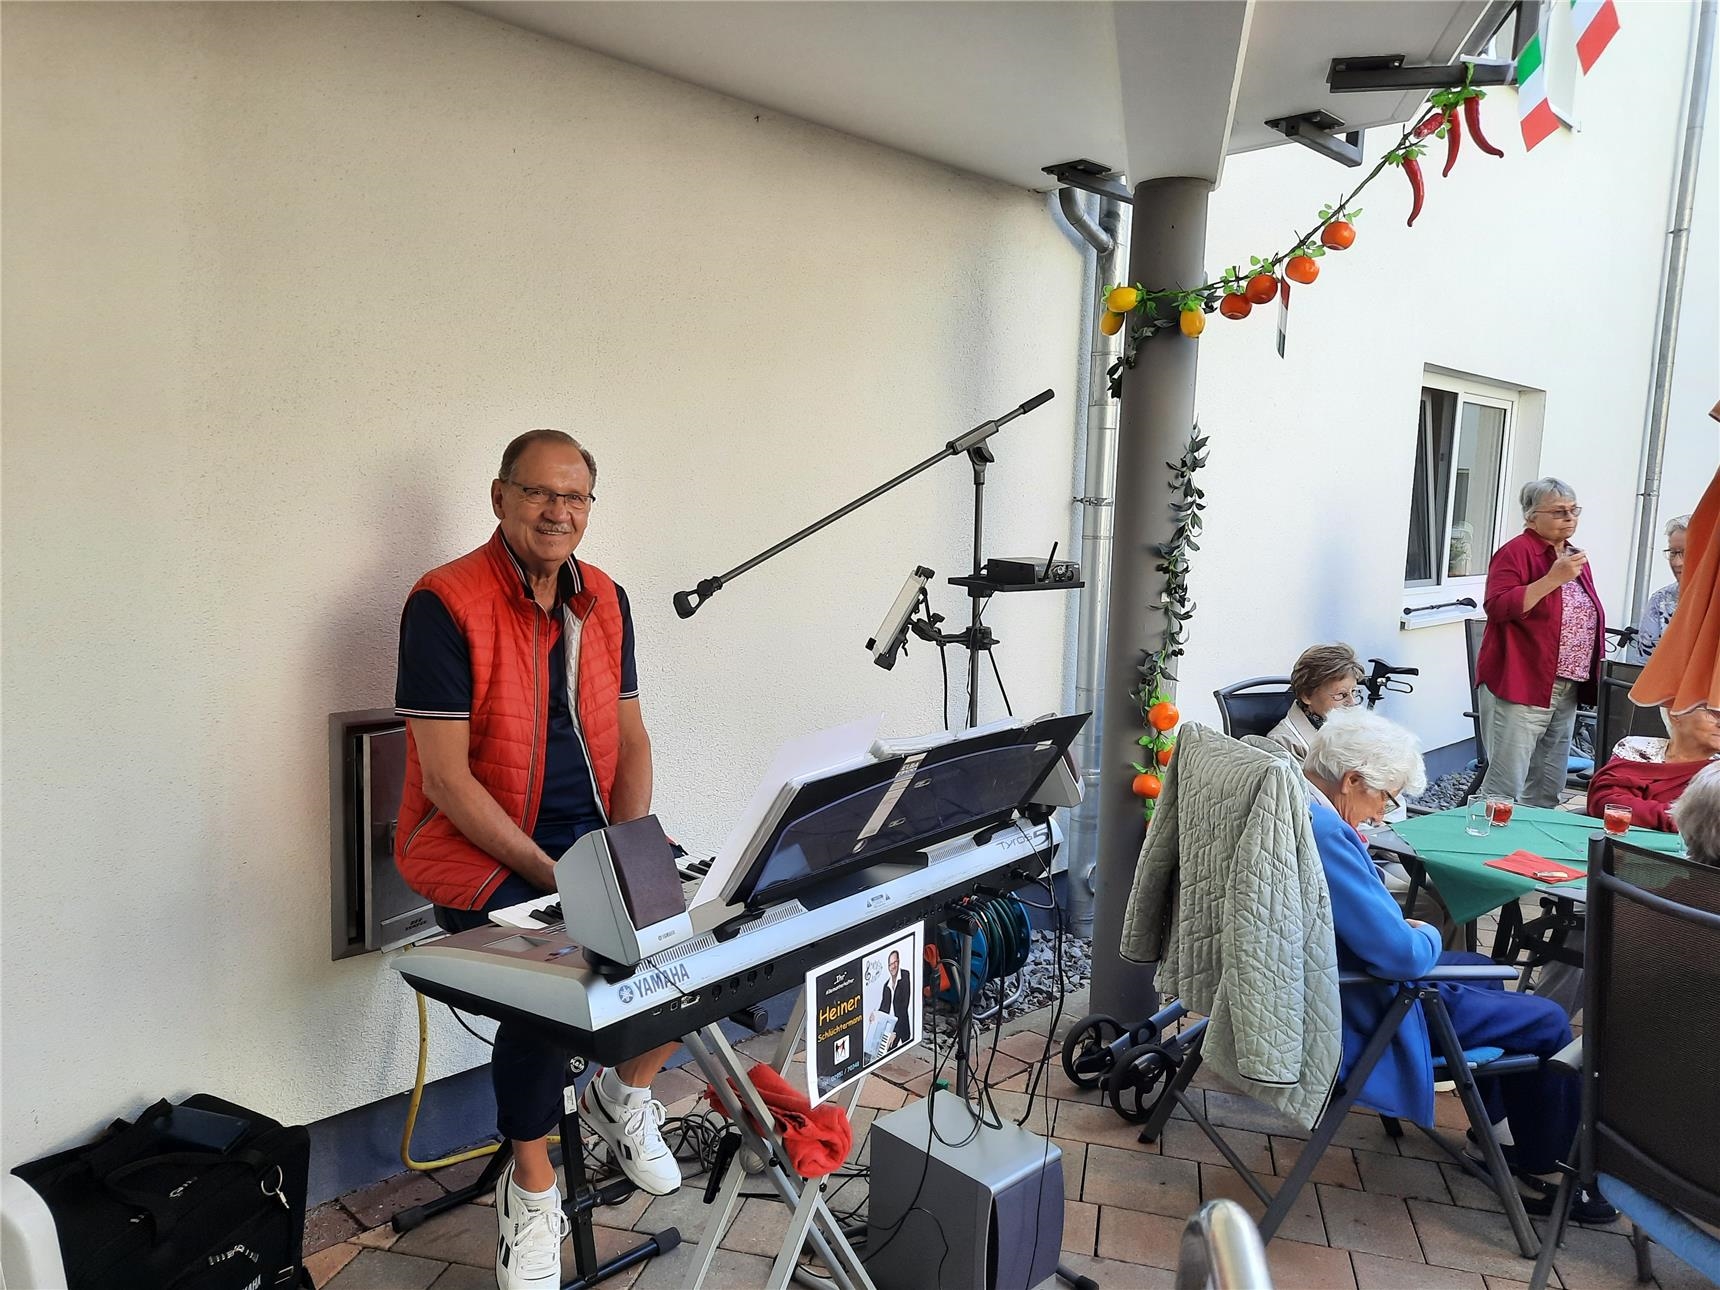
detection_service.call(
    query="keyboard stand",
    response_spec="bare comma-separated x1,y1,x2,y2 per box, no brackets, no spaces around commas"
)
392,1052,679,1289
684,997,875,1290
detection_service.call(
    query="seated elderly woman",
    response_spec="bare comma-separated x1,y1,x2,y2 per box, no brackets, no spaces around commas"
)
1267,642,1365,760
1302,710,1616,1223
1674,762,1720,866
1585,703,1720,831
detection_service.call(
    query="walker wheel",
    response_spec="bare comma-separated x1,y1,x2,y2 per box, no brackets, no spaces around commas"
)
1105,1042,1176,1124
1061,1014,1126,1090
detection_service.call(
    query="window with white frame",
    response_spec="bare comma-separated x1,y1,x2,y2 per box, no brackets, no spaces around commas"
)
1404,376,1517,588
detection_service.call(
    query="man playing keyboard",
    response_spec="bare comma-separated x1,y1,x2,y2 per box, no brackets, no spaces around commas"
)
394,429,680,1290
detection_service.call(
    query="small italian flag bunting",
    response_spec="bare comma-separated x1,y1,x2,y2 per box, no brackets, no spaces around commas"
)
1516,23,1559,150
1518,0,1619,150
1571,0,1620,72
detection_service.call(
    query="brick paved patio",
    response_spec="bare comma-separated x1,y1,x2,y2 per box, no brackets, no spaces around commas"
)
306,905,1710,1289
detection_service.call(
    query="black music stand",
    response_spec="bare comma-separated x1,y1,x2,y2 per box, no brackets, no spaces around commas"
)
682,721,1087,1290
391,1059,677,1290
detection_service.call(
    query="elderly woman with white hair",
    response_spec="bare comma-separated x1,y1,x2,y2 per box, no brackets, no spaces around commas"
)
1674,762,1720,867
1304,710,1616,1223
1475,477,1606,808
1631,512,1691,662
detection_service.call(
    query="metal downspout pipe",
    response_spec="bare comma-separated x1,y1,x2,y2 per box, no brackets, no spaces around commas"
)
1628,0,1715,625
1058,187,1126,937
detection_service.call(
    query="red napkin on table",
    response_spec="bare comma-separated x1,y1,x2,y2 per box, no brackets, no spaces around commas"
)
1483,850,1584,882
705,1060,852,1178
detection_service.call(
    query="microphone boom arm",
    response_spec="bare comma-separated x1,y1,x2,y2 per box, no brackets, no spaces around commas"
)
672,389,1053,619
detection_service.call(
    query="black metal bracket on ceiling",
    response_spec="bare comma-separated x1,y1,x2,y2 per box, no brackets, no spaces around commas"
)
1042,160,1132,205
1263,110,1364,168
1327,54,1514,94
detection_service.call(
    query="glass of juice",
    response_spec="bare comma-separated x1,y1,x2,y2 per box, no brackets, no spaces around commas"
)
1487,796,1514,827
1603,803,1632,836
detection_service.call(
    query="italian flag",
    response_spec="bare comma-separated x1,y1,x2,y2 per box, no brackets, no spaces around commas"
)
1516,22,1560,150
1516,0,1619,150
1571,0,1621,72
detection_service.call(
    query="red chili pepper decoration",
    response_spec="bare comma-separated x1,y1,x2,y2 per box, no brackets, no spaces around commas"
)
1413,113,1443,140
1442,108,1463,177
1404,155,1425,226
1463,96,1505,157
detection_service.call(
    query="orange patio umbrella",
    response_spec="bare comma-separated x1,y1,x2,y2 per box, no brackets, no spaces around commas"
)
1631,416,1720,715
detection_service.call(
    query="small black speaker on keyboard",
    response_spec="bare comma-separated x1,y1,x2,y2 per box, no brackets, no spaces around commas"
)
556,815,696,974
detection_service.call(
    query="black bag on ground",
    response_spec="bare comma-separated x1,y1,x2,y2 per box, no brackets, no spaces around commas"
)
11,1093,311,1290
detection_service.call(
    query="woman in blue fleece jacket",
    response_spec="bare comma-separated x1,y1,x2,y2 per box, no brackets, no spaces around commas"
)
1303,710,1611,1222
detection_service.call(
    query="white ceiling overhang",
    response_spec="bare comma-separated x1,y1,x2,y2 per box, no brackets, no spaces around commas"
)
463,0,1500,191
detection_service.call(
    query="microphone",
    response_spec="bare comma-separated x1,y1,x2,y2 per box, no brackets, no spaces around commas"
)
1020,388,1054,414
672,577,724,619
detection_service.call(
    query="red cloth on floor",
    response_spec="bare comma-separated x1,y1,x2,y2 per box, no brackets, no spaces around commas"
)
704,1061,852,1178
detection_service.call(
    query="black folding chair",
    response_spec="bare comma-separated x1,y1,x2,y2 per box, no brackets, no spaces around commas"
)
1076,728,1541,1260
1530,839,1720,1288
1212,676,1294,739
1463,618,1489,799
1593,661,1664,763
1103,966,1542,1258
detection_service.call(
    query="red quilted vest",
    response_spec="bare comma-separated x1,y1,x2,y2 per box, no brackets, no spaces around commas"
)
396,529,625,909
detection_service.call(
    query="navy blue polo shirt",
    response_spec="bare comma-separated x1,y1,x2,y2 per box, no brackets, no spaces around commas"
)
395,555,639,860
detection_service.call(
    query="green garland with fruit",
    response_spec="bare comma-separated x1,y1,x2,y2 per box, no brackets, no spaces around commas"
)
1101,76,1503,397
1130,427,1207,821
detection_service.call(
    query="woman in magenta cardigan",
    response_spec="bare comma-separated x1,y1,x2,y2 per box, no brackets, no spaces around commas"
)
1475,478,1606,808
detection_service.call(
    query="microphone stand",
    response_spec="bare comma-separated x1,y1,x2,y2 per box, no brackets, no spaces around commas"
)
673,390,1054,727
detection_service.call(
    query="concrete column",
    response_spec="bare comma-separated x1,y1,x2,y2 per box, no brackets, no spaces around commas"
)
1087,176,1210,1021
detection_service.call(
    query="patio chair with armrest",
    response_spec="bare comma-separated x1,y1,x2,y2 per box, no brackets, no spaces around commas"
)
1463,618,1490,799
1073,964,1543,1258
1529,839,1720,1289
1066,727,1545,1259
1212,676,1295,740
1594,660,1666,762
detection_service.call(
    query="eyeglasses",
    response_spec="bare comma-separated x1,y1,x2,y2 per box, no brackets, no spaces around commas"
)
510,482,595,511
1381,788,1402,813
1534,506,1582,519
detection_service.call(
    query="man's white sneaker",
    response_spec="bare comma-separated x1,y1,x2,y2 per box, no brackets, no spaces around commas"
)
579,1076,682,1196
494,1160,569,1290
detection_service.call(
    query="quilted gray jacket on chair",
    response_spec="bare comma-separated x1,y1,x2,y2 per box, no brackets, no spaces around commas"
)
1119,723,1341,1129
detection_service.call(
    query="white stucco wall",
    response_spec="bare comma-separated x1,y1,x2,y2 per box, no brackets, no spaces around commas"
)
4,0,1713,1168
1183,0,1717,751
1,2,1083,1161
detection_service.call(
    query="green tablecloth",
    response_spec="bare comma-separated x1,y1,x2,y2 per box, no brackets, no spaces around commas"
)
1390,805,1686,925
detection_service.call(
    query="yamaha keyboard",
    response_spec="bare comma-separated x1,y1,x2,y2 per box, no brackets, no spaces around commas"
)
391,820,1056,1064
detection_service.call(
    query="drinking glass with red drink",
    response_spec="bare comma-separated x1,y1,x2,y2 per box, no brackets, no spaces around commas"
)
1487,796,1514,826
1603,803,1632,836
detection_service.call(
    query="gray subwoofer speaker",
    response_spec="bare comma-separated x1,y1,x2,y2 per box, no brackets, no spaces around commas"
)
865,1092,1063,1290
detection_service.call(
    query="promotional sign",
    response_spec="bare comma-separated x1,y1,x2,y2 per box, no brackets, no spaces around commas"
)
804,924,923,1106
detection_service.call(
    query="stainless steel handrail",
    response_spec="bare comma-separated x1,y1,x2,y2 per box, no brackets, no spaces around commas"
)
1174,1200,1274,1290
